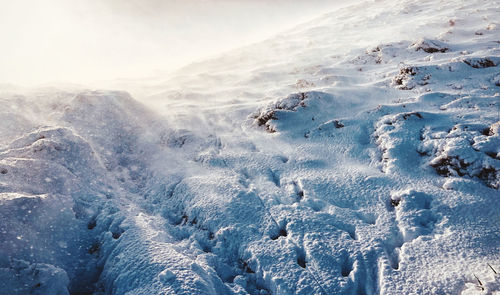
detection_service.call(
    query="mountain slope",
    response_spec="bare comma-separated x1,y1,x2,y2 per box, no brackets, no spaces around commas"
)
1,0,499,294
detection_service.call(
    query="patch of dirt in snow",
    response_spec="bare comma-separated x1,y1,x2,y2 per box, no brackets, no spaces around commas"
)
251,92,308,133
420,122,500,189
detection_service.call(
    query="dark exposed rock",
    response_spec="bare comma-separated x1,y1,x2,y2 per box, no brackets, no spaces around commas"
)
252,92,308,133
411,39,449,53
463,58,497,68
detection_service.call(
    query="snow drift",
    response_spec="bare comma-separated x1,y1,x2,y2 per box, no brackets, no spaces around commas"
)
1,0,499,294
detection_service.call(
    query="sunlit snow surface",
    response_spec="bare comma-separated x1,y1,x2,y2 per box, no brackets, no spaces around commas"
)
1,0,500,294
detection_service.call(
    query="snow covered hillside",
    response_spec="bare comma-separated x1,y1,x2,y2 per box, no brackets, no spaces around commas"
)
1,0,499,294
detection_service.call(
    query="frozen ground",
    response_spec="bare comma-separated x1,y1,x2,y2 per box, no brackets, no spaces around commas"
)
1,0,500,294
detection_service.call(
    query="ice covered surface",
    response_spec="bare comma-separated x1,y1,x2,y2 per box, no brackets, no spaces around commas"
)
1,0,500,294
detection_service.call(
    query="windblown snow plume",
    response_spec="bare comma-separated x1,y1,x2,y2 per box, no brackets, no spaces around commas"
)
1,0,500,294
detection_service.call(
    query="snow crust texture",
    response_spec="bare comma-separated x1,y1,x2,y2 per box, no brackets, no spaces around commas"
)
1,0,500,294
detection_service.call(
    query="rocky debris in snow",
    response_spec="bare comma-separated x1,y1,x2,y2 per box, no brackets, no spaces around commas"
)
419,123,500,189
352,41,409,65
332,120,345,128
410,38,449,53
252,92,308,133
392,66,431,90
462,57,499,69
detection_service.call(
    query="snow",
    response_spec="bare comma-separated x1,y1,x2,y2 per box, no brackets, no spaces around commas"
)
1,0,500,294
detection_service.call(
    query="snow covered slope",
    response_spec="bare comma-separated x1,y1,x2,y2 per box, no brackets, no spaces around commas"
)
1,0,500,294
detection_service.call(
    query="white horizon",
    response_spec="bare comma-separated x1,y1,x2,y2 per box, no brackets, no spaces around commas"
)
0,0,349,88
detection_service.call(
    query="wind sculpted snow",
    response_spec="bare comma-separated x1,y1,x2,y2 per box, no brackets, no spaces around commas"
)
1,0,500,294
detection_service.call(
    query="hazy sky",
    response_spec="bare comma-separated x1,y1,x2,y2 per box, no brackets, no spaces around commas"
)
0,0,343,86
